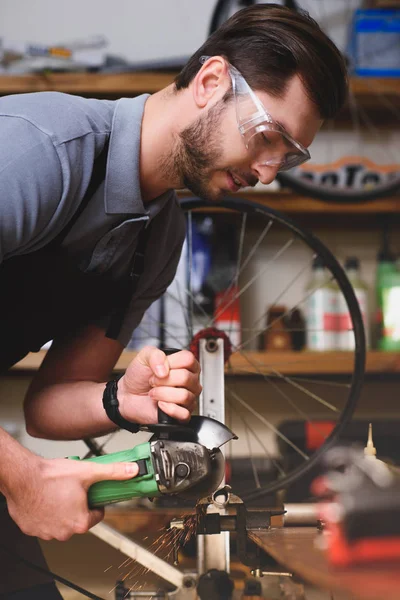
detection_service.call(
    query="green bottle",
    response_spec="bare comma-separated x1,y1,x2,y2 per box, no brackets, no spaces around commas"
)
376,233,400,351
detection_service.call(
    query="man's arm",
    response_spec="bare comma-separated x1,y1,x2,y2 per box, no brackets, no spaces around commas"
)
0,424,139,540
24,324,201,440
24,324,123,439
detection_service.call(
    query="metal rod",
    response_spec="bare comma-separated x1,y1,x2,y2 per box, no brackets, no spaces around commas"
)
283,503,318,526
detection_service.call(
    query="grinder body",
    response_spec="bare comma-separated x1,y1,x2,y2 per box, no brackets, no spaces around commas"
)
72,437,217,507
71,442,158,506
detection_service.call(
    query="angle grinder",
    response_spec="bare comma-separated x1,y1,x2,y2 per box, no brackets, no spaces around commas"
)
71,349,237,507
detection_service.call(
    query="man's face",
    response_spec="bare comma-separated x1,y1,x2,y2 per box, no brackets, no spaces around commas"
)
174,74,322,202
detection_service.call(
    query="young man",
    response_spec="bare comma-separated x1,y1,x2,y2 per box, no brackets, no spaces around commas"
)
0,4,347,597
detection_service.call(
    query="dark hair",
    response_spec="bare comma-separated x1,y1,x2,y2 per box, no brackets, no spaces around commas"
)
175,4,348,119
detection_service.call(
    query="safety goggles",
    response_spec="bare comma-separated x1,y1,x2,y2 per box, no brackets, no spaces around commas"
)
200,56,311,172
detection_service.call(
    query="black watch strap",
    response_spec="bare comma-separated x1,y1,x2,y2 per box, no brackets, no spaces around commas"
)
102,374,140,433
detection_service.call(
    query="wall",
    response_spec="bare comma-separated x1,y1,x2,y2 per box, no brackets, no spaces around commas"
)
0,0,361,64
0,0,216,63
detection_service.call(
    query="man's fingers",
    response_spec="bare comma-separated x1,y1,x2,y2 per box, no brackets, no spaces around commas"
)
157,401,191,422
137,346,170,378
166,350,200,373
149,369,202,396
150,386,195,407
82,461,139,486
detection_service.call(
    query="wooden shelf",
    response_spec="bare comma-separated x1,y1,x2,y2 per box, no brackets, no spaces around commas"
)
0,71,177,96
9,349,400,375
223,191,400,215
351,76,400,98
0,72,399,99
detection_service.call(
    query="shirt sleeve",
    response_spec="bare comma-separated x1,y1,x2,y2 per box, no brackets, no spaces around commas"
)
0,116,63,264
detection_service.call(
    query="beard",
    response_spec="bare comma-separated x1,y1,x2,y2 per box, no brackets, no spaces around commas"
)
160,99,229,202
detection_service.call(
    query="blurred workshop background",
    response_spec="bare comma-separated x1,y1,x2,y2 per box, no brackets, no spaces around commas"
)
1,1,400,599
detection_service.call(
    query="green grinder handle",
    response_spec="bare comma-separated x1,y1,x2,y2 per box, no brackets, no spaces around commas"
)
70,441,160,507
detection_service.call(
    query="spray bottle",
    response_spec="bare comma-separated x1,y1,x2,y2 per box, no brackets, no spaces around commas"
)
305,256,338,351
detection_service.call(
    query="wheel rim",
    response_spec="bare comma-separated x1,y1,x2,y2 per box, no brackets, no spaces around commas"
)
123,196,366,502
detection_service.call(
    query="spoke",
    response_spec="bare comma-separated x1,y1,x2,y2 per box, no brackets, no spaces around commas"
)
83,433,115,458
227,212,247,341
238,326,348,335
289,376,350,389
212,238,295,326
135,307,191,351
206,219,274,327
229,368,351,389
229,348,340,444
172,271,191,341
229,218,273,284
169,286,210,323
250,254,316,334
259,374,336,443
227,396,286,479
227,386,309,461
237,273,335,352
237,349,339,413
244,420,261,488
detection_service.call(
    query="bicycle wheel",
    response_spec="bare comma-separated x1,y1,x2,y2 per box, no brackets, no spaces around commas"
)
209,0,400,202
121,196,366,502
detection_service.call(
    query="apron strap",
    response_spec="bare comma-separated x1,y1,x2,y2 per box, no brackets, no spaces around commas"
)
106,222,153,340
52,140,110,246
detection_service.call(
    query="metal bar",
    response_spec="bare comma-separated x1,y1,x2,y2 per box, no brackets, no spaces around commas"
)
198,338,230,574
90,522,185,588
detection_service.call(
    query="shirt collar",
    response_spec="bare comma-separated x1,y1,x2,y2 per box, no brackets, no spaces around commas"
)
104,94,177,219
104,94,149,216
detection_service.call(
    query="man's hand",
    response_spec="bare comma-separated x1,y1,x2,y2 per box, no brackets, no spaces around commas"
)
118,347,201,424
5,454,139,541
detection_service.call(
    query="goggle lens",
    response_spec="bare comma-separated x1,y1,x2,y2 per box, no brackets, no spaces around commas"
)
247,129,310,171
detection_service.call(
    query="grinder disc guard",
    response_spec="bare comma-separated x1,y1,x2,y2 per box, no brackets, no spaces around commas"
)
169,416,236,500
149,415,237,500
164,415,237,450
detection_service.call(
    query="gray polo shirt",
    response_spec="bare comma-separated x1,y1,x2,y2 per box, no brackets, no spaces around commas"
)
0,92,185,346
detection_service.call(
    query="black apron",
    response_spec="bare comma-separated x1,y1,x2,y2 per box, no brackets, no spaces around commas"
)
0,141,151,597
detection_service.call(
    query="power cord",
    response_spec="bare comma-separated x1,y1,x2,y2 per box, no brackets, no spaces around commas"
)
0,541,105,600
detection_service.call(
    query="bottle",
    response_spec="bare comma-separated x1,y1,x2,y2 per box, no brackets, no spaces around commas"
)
304,256,338,351
378,259,400,351
375,229,400,350
337,257,369,350
364,423,377,460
